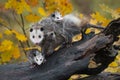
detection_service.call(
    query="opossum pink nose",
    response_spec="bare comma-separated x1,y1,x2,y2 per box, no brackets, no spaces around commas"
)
35,43,39,45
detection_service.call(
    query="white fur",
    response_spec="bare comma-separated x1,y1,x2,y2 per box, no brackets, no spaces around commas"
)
51,11,63,22
63,14,81,26
34,52,44,65
29,28,44,44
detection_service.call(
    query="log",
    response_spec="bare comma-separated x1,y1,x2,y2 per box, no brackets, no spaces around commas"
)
79,72,120,80
0,18,120,80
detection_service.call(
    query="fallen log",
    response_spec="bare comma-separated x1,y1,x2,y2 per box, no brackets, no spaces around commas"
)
0,18,120,80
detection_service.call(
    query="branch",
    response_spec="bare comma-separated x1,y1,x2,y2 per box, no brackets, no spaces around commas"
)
20,14,30,47
0,18,120,80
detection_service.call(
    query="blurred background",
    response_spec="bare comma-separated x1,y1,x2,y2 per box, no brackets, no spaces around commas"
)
0,0,120,79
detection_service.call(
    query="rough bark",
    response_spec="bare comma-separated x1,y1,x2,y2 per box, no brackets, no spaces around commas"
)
0,18,120,80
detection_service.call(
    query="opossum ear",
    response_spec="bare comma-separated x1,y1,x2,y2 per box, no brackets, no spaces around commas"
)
33,53,36,56
30,28,33,32
40,27,44,31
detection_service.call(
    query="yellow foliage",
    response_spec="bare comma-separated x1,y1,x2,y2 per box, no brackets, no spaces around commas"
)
94,29,101,34
38,7,47,17
0,40,13,52
79,13,84,18
0,33,2,38
26,0,39,7
44,0,73,15
72,34,82,42
12,46,20,59
105,67,118,73
5,0,31,14
4,30,12,35
85,28,91,34
90,12,110,26
16,33,27,42
1,51,12,63
25,13,41,22
90,19,97,25
0,44,20,63
11,30,27,42
109,62,118,67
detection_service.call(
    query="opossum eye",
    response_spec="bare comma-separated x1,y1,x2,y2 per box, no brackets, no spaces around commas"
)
30,28,33,32
40,27,44,31
33,35,35,38
51,14,55,18
36,58,38,61
38,35,41,38
40,59,42,61
51,33,53,35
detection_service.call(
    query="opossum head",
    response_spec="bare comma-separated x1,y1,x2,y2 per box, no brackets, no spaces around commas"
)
29,24,44,45
51,11,63,22
33,51,44,65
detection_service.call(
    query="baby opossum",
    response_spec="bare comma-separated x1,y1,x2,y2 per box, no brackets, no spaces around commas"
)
50,11,63,22
27,49,45,66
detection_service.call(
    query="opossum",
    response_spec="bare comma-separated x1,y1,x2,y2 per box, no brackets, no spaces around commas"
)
27,49,45,65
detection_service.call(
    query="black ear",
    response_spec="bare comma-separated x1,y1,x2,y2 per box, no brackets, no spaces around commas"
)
33,52,36,56
30,28,33,32
40,27,44,31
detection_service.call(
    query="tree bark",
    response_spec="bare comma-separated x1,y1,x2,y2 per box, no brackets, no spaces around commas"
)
0,18,120,80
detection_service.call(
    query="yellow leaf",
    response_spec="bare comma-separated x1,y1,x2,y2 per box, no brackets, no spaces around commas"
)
54,46,61,51
44,0,73,15
11,30,18,35
72,34,82,42
90,12,110,26
1,51,12,62
70,75,80,80
79,13,84,18
38,7,47,16
16,34,27,42
4,30,12,35
25,13,41,22
90,19,97,25
105,67,118,73
11,30,27,42
12,46,20,59
109,61,118,67
94,29,101,34
85,28,91,34
5,0,31,14
0,40,13,52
